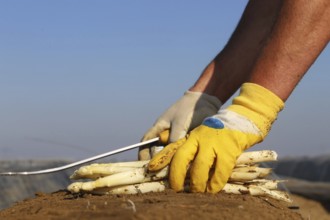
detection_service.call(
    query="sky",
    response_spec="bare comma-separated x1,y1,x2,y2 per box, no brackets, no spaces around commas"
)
0,1,329,162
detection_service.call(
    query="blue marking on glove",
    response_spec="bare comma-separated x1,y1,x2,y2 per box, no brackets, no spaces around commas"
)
202,117,224,129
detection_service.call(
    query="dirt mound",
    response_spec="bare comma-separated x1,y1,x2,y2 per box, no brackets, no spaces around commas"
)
0,190,302,220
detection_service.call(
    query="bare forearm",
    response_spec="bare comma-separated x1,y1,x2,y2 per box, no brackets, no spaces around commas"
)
190,0,281,103
249,0,330,101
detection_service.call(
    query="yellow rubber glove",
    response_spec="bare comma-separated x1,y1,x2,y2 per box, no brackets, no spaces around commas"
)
148,83,284,193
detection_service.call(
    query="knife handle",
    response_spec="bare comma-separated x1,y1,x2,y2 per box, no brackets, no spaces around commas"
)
158,129,170,145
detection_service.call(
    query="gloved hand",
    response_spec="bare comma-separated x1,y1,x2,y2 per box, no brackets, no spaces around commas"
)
139,91,221,160
148,83,284,193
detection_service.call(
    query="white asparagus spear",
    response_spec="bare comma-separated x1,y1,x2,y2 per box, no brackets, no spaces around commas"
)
70,161,149,179
232,167,272,178
245,179,285,190
248,185,292,203
68,167,168,193
229,172,261,182
92,181,168,195
222,183,291,203
236,150,277,165
92,161,149,167
70,166,138,180
230,167,272,182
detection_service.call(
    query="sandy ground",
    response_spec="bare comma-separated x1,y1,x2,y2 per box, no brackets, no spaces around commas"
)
290,194,330,220
0,190,315,220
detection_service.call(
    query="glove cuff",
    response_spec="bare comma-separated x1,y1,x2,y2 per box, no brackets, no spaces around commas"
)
227,83,284,138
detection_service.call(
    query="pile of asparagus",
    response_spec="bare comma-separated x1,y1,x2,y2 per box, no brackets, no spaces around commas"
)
67,150,291,203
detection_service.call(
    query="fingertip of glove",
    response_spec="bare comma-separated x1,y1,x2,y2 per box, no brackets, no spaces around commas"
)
169,166,186,192
169,180,184,192
147,162,160,171
206,182,225,194
148,152,170,171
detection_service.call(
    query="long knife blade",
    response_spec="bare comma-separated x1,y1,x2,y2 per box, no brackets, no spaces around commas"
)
0,137,159,176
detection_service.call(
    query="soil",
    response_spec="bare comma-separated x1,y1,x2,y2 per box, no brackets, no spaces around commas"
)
0,190,306,220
